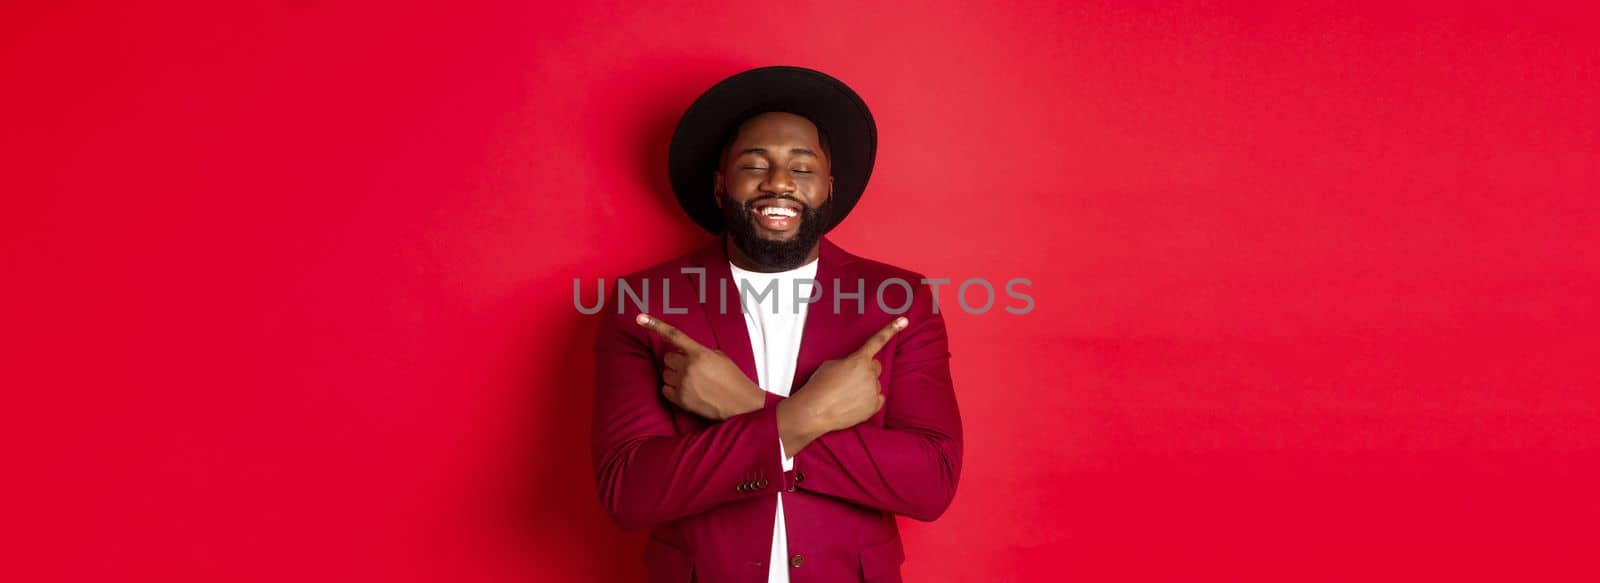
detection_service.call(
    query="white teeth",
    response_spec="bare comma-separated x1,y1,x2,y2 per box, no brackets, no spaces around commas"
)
761,207,797,218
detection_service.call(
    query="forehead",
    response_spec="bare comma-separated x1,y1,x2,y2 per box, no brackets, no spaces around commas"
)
729,112,824,152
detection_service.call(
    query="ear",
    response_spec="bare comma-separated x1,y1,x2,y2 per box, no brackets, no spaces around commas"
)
712,171,724,207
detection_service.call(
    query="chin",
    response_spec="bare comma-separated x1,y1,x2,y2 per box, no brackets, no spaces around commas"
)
757,230,800,242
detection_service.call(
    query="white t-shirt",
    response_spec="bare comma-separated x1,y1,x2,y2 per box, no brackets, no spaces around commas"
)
729,258,817,583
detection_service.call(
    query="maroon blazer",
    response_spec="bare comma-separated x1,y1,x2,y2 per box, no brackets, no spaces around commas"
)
591,237,963,583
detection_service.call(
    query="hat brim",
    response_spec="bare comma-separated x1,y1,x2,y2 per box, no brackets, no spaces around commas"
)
668,66,877,234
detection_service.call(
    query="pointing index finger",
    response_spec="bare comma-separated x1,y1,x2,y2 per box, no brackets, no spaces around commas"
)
852,316,909,360
636,313,708,354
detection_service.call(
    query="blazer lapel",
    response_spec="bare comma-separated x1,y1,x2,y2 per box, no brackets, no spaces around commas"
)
794,237,857,393
681,239,760,384
683,236,859,395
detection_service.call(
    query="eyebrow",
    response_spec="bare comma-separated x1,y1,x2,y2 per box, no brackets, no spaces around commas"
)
736,147,820,158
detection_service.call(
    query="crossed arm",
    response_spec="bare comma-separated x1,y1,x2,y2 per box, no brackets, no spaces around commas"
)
591,302,962,530
774,311,963,522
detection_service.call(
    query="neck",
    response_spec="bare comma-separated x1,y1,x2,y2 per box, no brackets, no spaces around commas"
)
723,235,820,273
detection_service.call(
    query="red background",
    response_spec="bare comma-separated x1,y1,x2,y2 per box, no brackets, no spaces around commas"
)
5,1,1597,581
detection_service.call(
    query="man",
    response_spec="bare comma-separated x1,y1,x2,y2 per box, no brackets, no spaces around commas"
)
591,66,963,583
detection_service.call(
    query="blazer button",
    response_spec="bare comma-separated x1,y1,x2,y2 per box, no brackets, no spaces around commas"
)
756,479,768,489
735,482,747,492
794,471,804,483
789,554,804,568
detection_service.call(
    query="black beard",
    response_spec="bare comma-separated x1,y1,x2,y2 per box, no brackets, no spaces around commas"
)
718,192,832,271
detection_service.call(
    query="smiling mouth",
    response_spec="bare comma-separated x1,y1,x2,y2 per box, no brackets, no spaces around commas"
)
751,200,803,233
759,206,798,218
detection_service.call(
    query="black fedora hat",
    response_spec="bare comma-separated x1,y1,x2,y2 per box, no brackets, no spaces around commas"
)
668,65,877,234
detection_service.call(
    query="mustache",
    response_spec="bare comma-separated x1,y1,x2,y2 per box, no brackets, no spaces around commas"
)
741,194,811,211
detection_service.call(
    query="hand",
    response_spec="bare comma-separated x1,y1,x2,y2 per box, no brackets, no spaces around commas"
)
778,316,908,455
636,313,765,421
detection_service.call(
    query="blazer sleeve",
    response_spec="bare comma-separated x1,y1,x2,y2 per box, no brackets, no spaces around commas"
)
790,284,964,522
590,291,786,531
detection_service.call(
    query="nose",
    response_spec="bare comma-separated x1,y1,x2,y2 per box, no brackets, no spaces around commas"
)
760,167,797,196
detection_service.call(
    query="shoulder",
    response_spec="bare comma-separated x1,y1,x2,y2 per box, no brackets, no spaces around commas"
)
832,248,954,364
826,238,931,285
827,242,945,323
593,245,710,349
845,254,932,288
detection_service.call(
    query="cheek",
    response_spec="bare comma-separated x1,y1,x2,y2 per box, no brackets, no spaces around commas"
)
802,183,830,206
725,175,763,195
